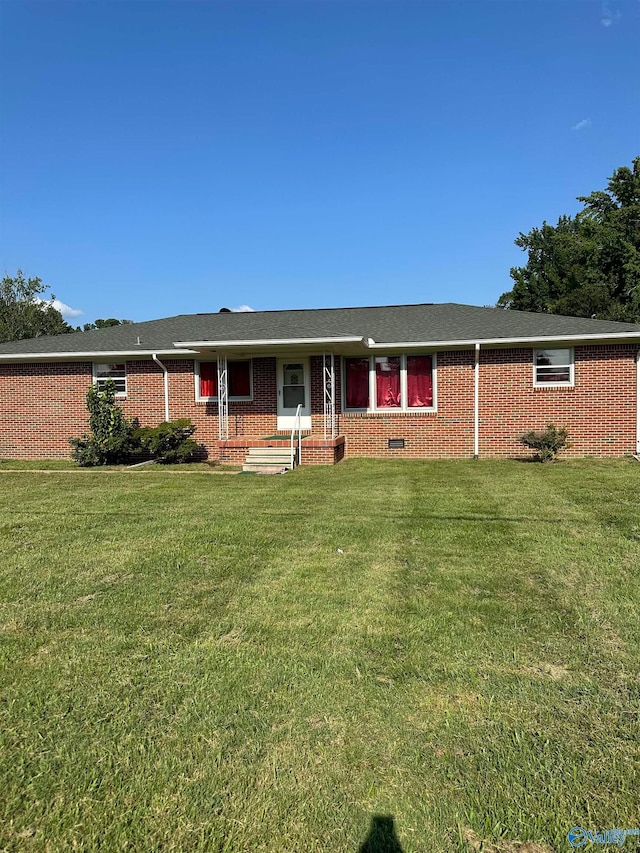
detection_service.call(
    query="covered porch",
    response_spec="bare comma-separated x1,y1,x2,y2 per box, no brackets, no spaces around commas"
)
209,350,344,467
173,332,361,465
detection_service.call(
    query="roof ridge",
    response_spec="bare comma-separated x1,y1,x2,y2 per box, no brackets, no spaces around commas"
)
188,302,439,318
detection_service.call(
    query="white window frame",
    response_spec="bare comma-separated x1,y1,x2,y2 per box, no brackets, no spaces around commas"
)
533,348,574,388
342,354,437,413
195,359,253,402
93,363,127,396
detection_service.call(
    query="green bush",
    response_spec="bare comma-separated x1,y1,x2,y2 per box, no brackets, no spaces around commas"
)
70,381,140,466
70,383,201,466
520,422,571,462
136,419,200,464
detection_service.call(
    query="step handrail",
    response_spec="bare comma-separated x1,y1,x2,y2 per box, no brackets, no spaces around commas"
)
290,404,302,468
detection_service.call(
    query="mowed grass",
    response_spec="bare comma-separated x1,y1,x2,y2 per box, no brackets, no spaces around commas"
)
0,459,639,852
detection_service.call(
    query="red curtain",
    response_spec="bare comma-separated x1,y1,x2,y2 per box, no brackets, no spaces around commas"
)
345,358,370,408
407,356,432,407
375,357,401,408
200,362,217,397
200,361,251,398
229,361,251,397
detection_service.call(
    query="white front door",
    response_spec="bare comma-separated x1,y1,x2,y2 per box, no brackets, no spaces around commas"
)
277,358,312,430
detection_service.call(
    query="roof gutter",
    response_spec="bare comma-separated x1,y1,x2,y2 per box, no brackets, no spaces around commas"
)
152,354,170,421
365,331,640,349
474,343,480,459
0,349,196,363
1,331,639,362
636,348,640,455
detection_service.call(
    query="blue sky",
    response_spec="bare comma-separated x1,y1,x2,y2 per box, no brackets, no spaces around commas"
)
1,0,638,323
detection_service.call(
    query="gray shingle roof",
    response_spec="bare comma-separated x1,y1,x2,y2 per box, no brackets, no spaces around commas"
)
0,303,639,357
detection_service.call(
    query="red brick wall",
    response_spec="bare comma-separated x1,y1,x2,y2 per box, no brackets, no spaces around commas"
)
0,361,93,459
479,345,639,457
125,357,280,451
0,357,279,460
0,346,637,460
338,351,476,458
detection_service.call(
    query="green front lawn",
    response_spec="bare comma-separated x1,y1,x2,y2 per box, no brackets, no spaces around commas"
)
1,459,638,852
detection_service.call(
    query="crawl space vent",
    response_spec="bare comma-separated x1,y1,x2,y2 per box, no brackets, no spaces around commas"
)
388,438,405,449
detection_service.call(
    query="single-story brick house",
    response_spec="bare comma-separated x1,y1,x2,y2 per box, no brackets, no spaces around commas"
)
1,302,639,463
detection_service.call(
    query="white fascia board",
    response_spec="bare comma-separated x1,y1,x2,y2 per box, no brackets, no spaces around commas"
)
0,349,196,362
366,332,640,348
173,336,366,349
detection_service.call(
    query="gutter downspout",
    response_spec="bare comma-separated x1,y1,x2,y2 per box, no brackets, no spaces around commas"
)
636,348,640,455
152,354,170,421
474,343,480,459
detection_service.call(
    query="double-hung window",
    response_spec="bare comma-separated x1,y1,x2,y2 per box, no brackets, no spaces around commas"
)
344,355,435,411
196,360,252,401
94,363,127,395
534,349,574,386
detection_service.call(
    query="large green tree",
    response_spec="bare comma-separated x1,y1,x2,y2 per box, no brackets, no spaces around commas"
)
498,156,640,322
0,270,73,343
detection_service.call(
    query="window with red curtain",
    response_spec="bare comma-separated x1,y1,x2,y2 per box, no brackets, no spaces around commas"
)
345,358,370,408
375,357,401,408
407,356,433,407
229,361,251,397
199,361,252,398
199,362,217,397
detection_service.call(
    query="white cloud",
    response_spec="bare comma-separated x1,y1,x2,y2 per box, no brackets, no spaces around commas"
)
601,2,621,26
34,297,83,318
52,299,83,318
572,118,592,131
233,305,255,312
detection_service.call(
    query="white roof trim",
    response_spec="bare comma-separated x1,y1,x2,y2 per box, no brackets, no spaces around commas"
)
0,349,196,362
173,336,366,348
366,332,640,348
0,331,638,362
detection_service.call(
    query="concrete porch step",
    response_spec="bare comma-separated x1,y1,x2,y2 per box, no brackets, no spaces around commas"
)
246,446,294,457
244,456,292,466
242,464,290,474
243,446,296,472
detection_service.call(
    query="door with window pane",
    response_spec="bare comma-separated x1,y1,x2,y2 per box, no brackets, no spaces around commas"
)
277,358,311,429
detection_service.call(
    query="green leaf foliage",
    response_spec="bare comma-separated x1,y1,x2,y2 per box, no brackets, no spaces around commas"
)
135,419,200,464
80,318,133,331
70,385,200,466
520,423,571,462
0,269,74,343
70,380,140,466
499,157,640,322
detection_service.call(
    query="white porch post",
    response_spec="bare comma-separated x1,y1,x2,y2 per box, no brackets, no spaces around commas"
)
323,352,336,439
217,355,229,441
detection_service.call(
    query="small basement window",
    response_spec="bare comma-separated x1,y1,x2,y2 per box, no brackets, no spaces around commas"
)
94,363,127,395
534,349,574,387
